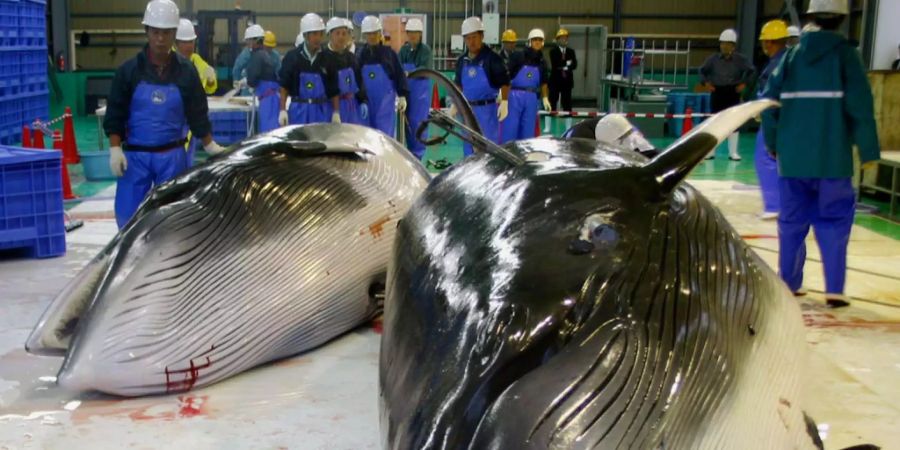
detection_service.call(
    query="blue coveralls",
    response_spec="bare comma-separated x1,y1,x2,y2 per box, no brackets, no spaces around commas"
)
754,48,786,214
503,48,546,143
358,44,409,138
455,45,509,156
247,47,281,132
103,49,211,229
323,47,368,126
279,44,330,125
400,42,433,159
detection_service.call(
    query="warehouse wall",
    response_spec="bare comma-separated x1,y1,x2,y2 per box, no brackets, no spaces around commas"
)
70,0,745,70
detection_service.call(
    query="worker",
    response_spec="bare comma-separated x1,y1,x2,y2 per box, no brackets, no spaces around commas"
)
399,18,433,159
232,25,261,95
174,18,215,168
699,28,755,161
754,19,790,220
263,31,282,77
357,16,409,138
175,19,216,95
502,28,551,143
244,24,280,132
499,29,517,66
761,0,880,308
786,25,801,48
594,115,659,158
451,17,510,155
323,17,368,125
548,28,577,112
278,13,330,126
105,0,224,229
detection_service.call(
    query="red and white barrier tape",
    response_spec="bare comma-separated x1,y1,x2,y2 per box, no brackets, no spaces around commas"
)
538,111,712,119
31,113,72,134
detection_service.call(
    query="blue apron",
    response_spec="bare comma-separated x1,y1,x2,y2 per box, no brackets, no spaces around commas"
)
502,64,540,143
117,81,188,229
362,63,397,138
337,66,363,125
288,71,329,125
403,62,430,159
461,62,499,156
256,80,281,132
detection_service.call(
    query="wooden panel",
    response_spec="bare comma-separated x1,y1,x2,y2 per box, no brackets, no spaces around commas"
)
868,71,900,150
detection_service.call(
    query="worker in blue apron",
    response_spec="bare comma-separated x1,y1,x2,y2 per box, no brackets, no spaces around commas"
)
399,18,433,159
754,20,789,220
104,0,224,229
243,24,280,132
452,17,510,156
323,17,368,125
278,13,330,126
357,16,409,138
502,28,552,143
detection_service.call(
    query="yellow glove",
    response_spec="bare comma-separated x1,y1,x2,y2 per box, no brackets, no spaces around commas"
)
498,100,509,121
331,112,342,124
542,97,551,111
862,161,878,171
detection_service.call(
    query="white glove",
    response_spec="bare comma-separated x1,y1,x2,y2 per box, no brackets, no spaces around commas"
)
397,97,407,113
498,100,509,121
566,60,572,67
331,112,342,124
232,78,245,90
542,97,552,111
359,103,369,120
204,66,217,81
278,110,289,127
204,141,226,155
109,146,127,177
447,103,458,118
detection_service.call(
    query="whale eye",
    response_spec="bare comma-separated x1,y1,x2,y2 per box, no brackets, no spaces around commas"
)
592,224,618,245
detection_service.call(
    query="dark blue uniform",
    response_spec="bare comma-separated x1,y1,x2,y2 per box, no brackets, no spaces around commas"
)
104,46,211,228
247,47,280,132
323,47,368,125
279,45,331,124
454,44,509,154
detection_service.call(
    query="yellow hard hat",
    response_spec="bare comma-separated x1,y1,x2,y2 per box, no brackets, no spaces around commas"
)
501,29,517,42
556,28,569,38
759,19,788,41
264,30,277,47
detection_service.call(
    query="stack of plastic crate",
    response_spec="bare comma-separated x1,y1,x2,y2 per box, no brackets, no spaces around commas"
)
0,145,65,258
0,0,48,146
210,110,250,145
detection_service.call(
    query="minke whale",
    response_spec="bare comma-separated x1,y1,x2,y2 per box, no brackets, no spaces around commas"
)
26,123,430,396
380,100,824,449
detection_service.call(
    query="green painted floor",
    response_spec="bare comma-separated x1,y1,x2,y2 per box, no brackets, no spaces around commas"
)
59,115,900,240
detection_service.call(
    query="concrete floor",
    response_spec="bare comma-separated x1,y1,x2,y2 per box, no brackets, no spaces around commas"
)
1,123,899,449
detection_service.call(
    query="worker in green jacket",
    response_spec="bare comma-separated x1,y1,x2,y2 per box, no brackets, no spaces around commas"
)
761,0,881,308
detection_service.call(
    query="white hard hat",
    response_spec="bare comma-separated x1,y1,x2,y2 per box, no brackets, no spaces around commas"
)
142,0,179,29
295,33,304,47
176,18,197,41
244,24,264,40
361,16,382,34
719,28,738,43
345,18,355,31
406,18,424,33
326,17,348,34
461,17,484,36
807,0,849,15
301,13,326,35
787,25,800,37
527,28,544,41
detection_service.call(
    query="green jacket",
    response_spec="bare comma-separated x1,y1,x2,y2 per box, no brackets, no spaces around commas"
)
762,30,880,178
399,42,433,70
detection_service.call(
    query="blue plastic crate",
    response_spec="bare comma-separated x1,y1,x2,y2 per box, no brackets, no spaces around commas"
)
20,75,46,92
210,110,249,145
0,125,22,146
0,98,21,129
20,50,44,77
20,93,47,123
0,2,18,34
0,145,65,258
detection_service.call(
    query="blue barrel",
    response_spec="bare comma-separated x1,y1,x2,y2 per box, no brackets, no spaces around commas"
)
667,93,686,137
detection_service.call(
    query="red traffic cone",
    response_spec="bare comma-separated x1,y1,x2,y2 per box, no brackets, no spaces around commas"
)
62,107,80,164
682,107,694,135
52,130,76,200
534,114,541,137
32,125,45,149
21,126,32,148
431,84,440,110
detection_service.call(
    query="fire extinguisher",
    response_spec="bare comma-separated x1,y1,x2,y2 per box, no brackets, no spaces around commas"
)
57,52,66,72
